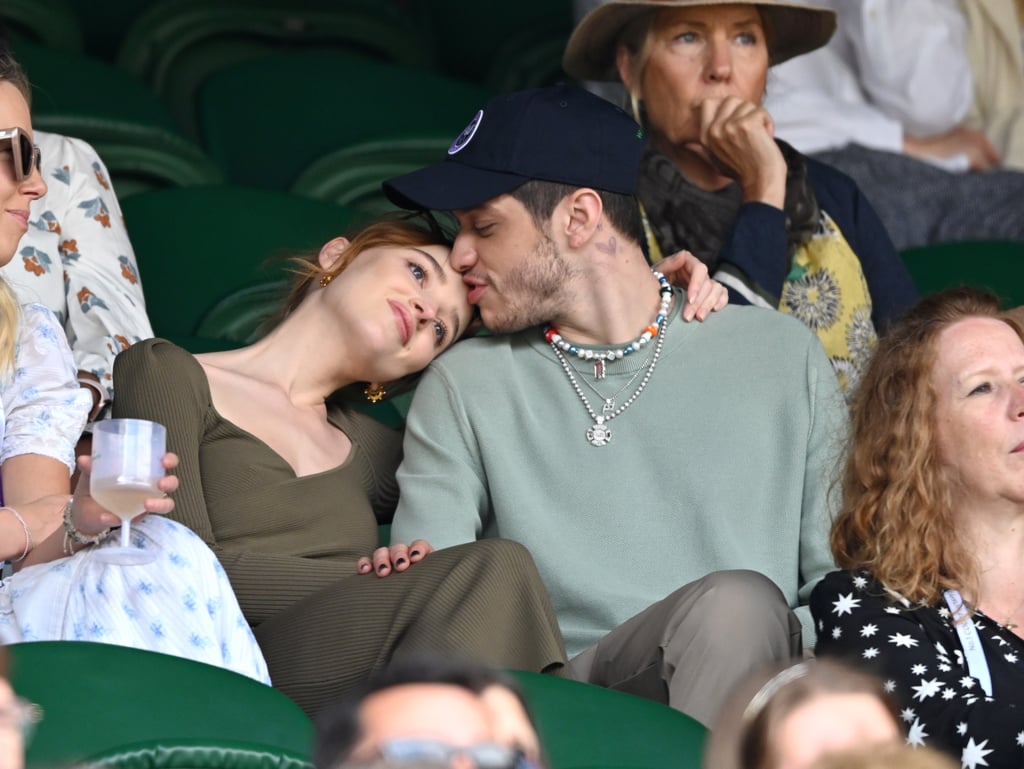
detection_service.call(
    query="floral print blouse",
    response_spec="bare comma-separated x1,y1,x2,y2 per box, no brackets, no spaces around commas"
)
0,131,153,403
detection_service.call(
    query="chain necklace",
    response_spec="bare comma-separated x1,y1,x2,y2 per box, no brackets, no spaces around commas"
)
566,352,653,415
545,271,672,379
549,309,669,447
983,594,1024,630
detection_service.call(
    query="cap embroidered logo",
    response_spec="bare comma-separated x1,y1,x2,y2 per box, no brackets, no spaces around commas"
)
449,110,484,155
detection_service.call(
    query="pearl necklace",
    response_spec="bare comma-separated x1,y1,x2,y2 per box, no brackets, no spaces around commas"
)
547,282,672,447
545,271,672,379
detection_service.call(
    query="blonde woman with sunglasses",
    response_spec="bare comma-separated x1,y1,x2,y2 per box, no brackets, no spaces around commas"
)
0,52,269,683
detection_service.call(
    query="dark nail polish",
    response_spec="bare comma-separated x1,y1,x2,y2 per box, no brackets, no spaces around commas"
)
377,564,387,573
410,550,421,557
396,557,407,566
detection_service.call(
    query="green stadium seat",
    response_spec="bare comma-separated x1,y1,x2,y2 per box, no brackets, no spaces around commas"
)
199,52,492,191
116,0,433,140
195,281,291,347
423,0,573,89
1,0,82,52
8,641,701,769
900,240,1024,309
16,41,223,198
509,671,707,769
8,640,313,769
64,0,164,62
121,185,357,351
486,29,574,93
290,135,452,214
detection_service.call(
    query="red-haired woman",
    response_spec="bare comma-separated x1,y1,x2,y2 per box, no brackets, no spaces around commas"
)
814,287,1024,765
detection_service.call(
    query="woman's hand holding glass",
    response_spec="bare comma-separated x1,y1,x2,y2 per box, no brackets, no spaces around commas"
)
3,453,177,568
70,451,179,538
87,419,168,566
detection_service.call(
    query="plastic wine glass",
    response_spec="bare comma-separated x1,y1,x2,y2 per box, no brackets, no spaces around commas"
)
90,418,166,565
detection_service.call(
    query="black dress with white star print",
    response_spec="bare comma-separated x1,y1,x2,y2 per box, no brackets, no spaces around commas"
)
812,570,1024,769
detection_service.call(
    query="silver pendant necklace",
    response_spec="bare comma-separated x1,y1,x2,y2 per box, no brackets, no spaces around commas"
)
567,353,652,415
549,312,669,447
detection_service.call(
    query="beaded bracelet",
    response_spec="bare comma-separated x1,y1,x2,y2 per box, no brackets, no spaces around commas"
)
62,497,109,546
1,506,32,562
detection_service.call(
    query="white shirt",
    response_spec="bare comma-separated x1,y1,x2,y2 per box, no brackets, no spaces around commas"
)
766,0,973,166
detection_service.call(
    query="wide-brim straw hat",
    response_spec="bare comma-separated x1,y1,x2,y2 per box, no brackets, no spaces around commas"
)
563,0,837,82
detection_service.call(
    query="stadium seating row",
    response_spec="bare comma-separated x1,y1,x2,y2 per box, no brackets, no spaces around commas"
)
12,640,708,769
5,0,573,88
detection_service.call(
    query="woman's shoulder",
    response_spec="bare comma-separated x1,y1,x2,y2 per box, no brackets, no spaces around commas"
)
116,339,205,386
120,337,191,361
18,301,67,338
15,304,77,373
813,570,930,615
812,569,890,602
815,568,869,593
17,302,66,341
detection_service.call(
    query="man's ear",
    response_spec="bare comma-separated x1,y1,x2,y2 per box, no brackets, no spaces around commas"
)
562,189,604,250
318,236,350,272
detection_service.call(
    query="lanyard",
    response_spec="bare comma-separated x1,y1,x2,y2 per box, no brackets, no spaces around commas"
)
944,589,993,697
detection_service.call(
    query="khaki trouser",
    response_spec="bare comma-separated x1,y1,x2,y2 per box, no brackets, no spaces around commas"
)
567,569,802,729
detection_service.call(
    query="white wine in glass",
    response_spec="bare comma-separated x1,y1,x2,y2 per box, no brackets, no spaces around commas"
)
90,419,167,565
91,480,163,520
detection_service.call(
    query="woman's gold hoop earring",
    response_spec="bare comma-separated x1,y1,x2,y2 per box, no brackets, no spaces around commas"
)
364,383,386,403
319,272,334,288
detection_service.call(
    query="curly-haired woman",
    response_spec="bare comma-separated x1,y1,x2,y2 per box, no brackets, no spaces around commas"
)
814,286,1024,765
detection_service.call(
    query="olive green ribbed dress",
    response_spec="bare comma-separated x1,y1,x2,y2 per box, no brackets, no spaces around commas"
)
112,339,566,716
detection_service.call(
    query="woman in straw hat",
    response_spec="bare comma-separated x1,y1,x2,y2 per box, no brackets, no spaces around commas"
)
563,0,918,396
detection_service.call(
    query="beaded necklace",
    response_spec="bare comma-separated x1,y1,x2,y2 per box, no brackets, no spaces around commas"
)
546,272,673,446
544,271,672,379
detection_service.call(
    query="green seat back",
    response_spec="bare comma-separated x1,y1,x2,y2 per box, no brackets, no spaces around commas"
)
16,41,223,197
117,0,433,140
8,640,313,769
900,240,1024,309
484,23,574,93
291,136,452,214
199,52,492,190
196,280,291,346
1,0,82,52
423,0,573,88
121,186,356,350
64,0,156,61
508,671,707,769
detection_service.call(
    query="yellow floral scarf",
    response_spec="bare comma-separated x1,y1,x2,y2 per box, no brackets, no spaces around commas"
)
778,212,876,396
644,207,875,396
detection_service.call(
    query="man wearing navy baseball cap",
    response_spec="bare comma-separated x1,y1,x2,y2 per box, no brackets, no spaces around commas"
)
369,84,845,729
383,85,644,214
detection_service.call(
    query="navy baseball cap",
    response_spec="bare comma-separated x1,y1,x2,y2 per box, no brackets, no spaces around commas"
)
383,84,646,212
